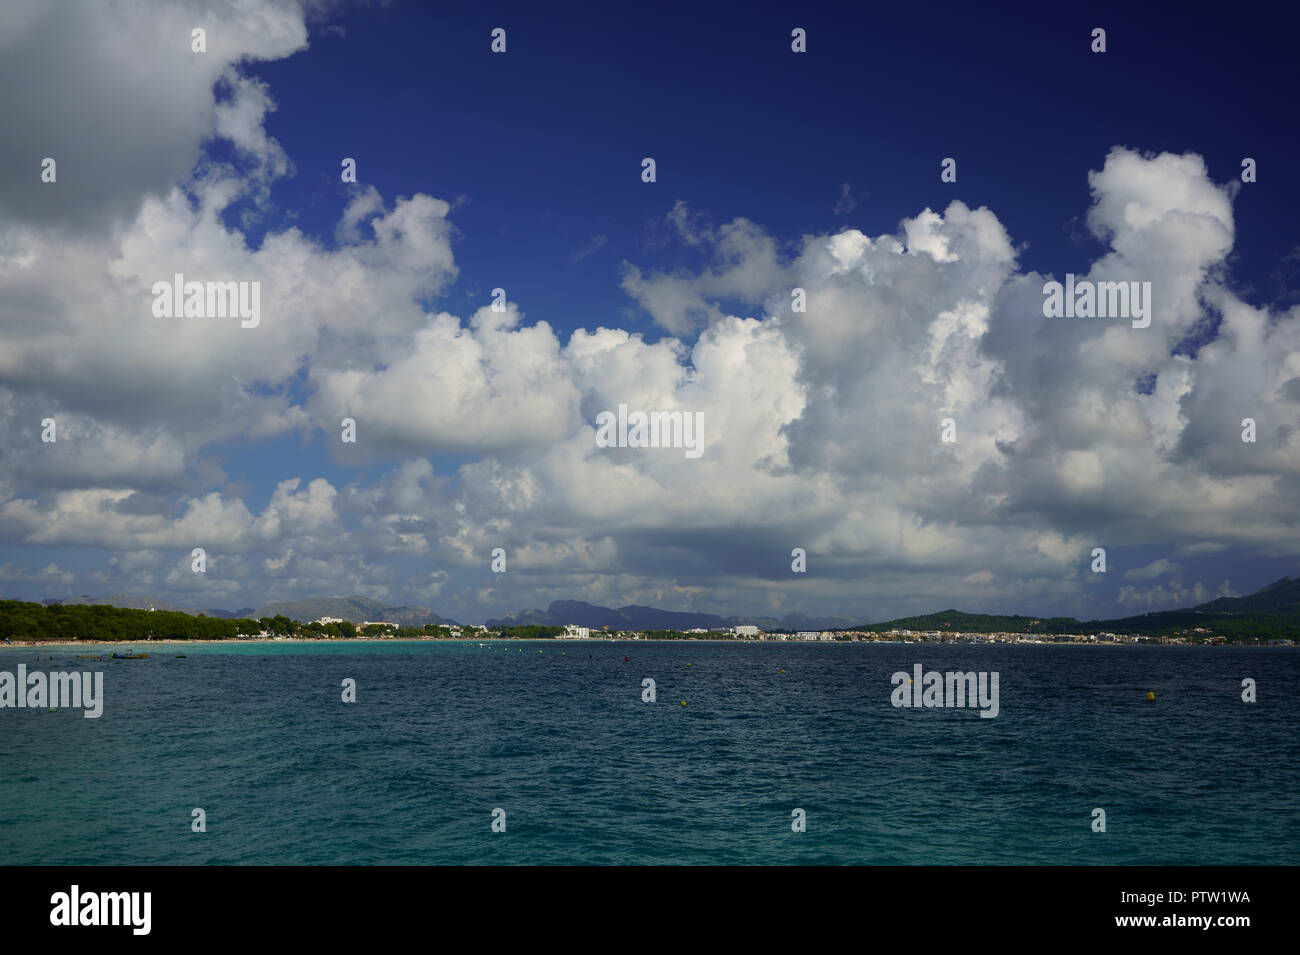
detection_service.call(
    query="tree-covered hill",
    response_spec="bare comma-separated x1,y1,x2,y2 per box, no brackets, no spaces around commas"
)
852,583,1300,641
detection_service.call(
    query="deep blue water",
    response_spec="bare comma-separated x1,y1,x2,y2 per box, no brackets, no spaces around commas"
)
1,641,1296,865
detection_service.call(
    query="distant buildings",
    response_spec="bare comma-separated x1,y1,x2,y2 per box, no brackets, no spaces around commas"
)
559,625,591,639
732,625,761,637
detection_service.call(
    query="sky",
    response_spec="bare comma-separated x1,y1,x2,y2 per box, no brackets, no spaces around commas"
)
1,0,1298,624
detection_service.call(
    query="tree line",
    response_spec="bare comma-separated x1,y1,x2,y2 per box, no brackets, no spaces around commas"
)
0,601,592,642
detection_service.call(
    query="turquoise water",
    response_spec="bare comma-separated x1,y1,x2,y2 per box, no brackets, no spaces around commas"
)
1,641,1296,864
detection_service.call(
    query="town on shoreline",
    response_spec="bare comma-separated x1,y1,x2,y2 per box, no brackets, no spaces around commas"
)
3,598,1296,646
2,619,1294,648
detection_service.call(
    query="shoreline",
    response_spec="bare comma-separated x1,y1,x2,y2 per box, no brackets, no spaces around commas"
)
0,636,1288,649
0,636,459,648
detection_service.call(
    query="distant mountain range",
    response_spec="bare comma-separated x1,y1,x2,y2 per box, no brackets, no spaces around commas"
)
252,596,458,627
485,599,857,632
32,594,855,631
29,577,1300,638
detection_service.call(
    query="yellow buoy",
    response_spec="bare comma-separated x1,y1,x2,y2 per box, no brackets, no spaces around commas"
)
681,700,686,706
780,668,785,674
1146,691,1155,701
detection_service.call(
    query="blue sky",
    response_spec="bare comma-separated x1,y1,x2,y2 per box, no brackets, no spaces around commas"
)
1,0,1297,623
238,2,1300,324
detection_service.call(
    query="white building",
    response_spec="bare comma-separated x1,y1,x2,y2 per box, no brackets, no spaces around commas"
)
316,616,344,625
733,625,761,637
559,625,591,639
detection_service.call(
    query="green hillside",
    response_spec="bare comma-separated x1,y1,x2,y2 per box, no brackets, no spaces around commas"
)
854,582,1300,641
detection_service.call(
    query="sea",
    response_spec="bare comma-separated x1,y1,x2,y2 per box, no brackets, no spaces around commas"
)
1,641,1296,865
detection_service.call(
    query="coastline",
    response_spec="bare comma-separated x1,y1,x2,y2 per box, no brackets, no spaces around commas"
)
0,636,461,648
0,636,1286,649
